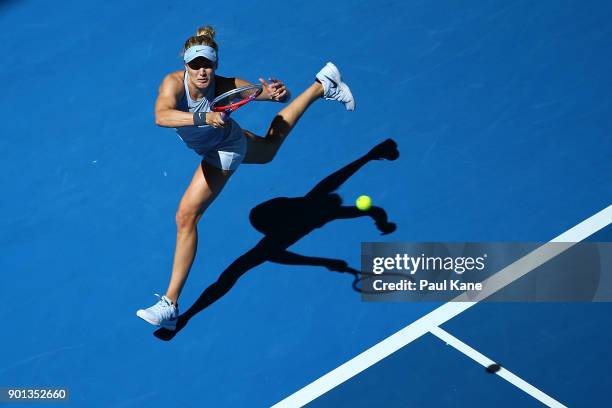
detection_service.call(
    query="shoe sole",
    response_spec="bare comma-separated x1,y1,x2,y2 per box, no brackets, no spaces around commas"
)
136,310,177,331
339,83,355,111
325,62,341,82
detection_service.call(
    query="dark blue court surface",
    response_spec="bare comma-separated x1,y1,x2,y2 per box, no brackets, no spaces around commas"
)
306,333,544,408
1,0,611,407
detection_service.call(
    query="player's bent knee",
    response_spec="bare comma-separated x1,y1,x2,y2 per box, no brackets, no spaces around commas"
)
175,208,200,231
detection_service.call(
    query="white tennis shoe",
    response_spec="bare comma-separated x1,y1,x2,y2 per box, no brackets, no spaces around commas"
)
136,294,178,331
316,62,355,111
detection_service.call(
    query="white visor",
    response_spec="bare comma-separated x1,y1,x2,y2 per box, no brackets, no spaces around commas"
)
183,45,217,64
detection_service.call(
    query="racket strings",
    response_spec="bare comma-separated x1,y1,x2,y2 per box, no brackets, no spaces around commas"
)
213,85,261,109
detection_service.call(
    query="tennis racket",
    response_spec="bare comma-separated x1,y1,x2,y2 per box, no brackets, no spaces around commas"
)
211,84,263,120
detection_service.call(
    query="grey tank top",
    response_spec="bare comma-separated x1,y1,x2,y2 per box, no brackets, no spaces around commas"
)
175,72,240,155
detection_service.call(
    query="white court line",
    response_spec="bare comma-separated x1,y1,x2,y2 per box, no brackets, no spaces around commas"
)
430,326,566,408
272,205,612,408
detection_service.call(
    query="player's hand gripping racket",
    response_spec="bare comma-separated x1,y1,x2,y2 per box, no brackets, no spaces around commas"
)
211,84,263,121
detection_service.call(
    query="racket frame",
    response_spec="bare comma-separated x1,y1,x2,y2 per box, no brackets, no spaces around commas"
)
211,84,263,114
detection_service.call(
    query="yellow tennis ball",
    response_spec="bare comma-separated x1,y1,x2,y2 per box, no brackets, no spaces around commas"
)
355,195,372,211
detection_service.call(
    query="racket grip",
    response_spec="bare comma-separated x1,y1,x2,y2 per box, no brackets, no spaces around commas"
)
220,111,229,122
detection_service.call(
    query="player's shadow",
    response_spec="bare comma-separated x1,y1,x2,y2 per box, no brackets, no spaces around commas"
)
154,139,400,340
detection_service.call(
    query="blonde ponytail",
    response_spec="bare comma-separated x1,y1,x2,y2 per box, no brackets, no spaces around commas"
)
183,25,219,53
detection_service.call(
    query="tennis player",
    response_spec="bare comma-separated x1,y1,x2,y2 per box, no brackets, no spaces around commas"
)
137,26,354,330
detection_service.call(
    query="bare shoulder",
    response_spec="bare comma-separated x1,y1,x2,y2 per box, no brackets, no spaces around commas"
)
155,71,185,110
159,70,185,95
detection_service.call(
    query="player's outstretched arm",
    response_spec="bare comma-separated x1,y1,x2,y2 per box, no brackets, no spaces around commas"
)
229,76,290,102
154,73,194,127
155,72,225,128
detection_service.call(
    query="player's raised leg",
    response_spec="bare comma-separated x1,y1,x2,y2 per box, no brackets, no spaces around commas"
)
243,62,355,164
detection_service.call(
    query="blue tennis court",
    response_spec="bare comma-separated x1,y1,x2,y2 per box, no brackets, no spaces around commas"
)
1,0,611,406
